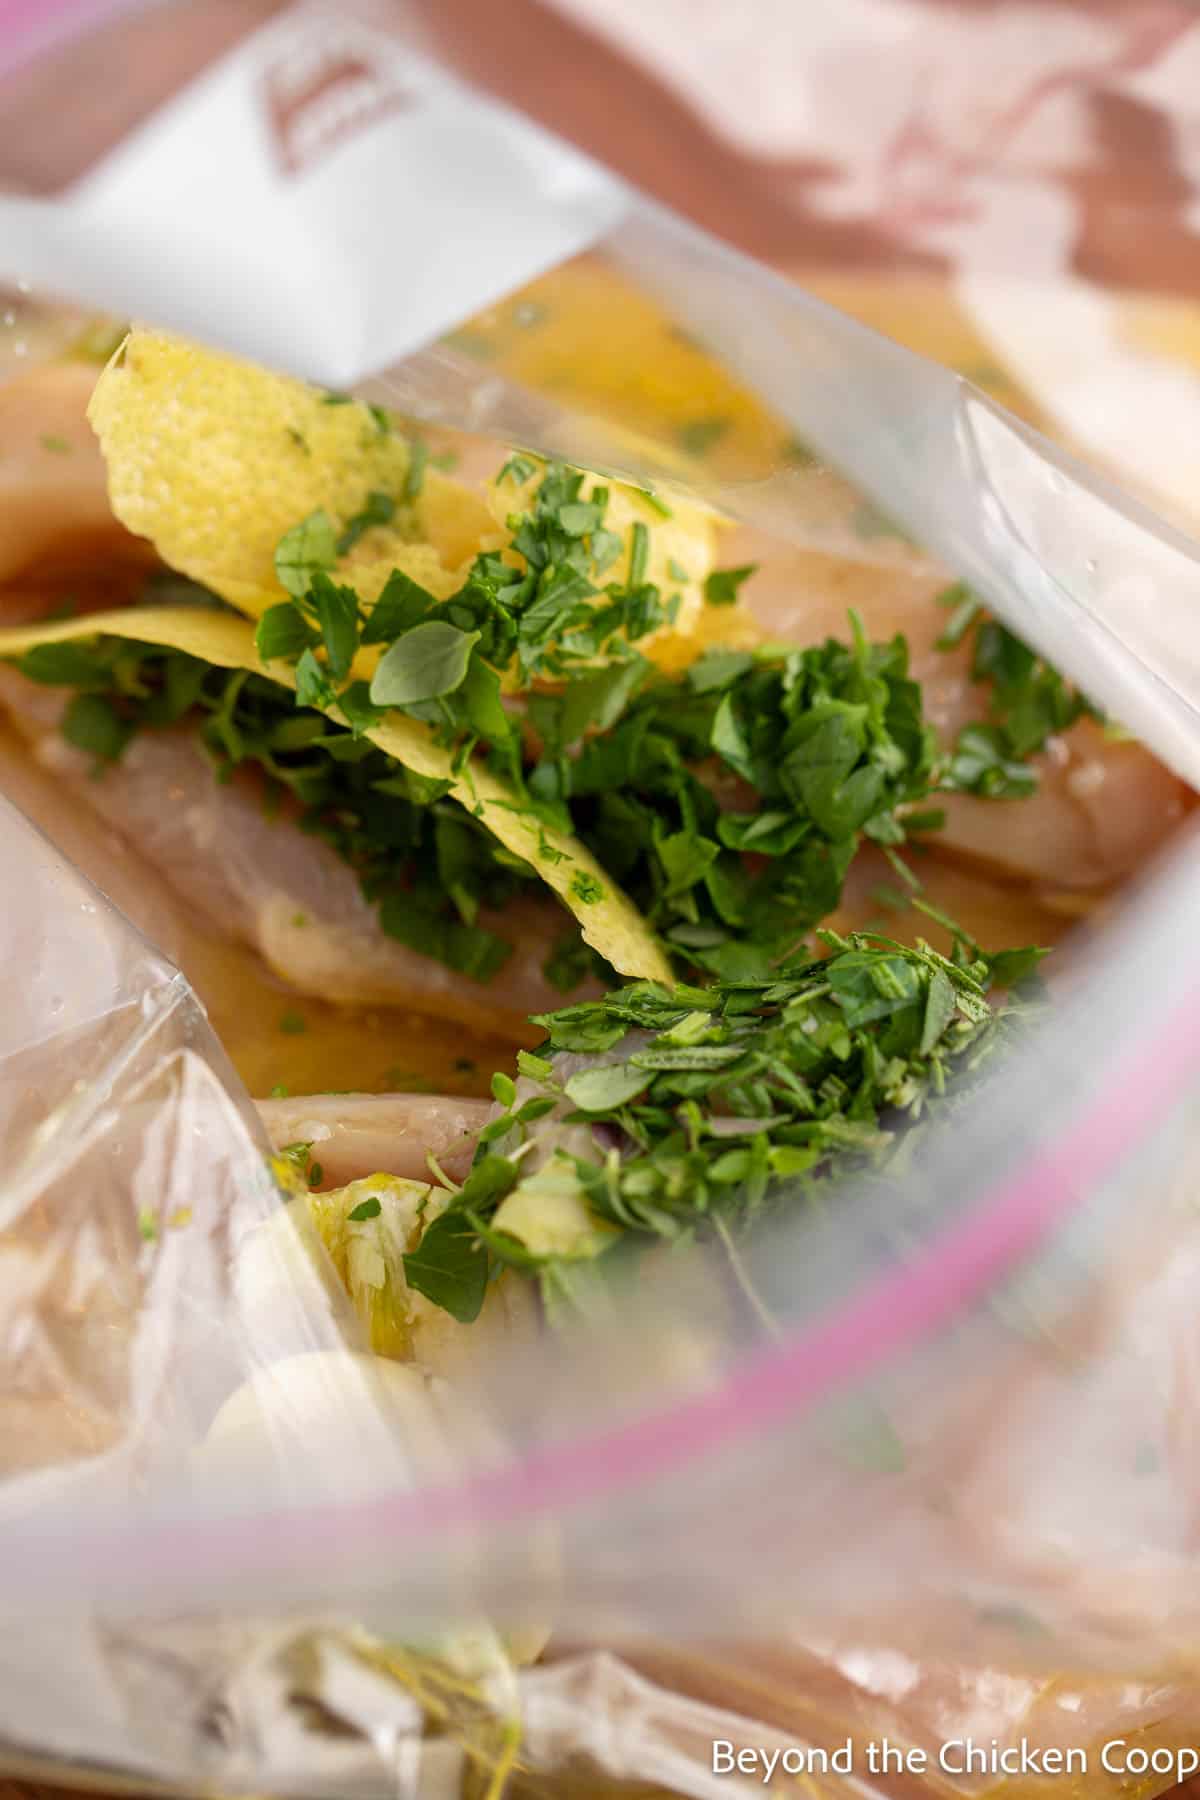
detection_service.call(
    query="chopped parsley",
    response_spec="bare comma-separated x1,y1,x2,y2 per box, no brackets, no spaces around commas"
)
255,459,695,778
937,585,1098,799
703,564,756,607
677,417,730,456
403,925,1045,1322
337,490,396,555
8,454,1096,1002
531,616,940,978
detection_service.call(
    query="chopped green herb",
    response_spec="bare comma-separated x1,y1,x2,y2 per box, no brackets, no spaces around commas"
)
18,642,115,688
932,590,1096,798
934,581,981,651
13,437,1088,1018
417,925,1043,1322
564,1062,651,1111
347,1196,382,1221
868,882,910,913
256,602,317,664
310,573,361,680
371,620,480,706
491,1071,517,1108
677,418,730,456
542,930,596,994
278,1009,308,1035
275,510,337,597
295,646,335,710
628,521,650,589
497,452,537,486
402,1209,488,1322
337,490,395,555
40,434,71,455
783,436,818,469
640,490,674,519
403,439,427,503
62,692,133,764
704,564,758,607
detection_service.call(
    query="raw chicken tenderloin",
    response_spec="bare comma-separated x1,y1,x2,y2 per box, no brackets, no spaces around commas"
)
0,669,594,1038
256,1092,490,1188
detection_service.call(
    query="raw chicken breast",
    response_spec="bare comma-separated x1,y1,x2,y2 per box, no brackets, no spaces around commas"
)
0,669,592,1042
736,535,1189,889
257,1092,489,1188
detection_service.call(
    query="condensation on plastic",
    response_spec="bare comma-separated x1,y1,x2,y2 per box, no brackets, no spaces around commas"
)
3,4,1200,1798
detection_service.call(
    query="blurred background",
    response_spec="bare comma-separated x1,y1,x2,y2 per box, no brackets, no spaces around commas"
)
2,0,1198,530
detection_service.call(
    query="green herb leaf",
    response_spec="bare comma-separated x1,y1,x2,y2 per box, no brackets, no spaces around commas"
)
934,582,981,651
497,452,538,486
310,573,361,680
403,439,427,503
61,692,132,762
16,641,113,687
704,564,758,607
371,621,480,706
275,509,337,597
336,680,387,735
347,1196,382,1221
337,490,395,556
295,647,335,710
564,1063,653,1111
402,1211,488,1322
678,417,729,456
256,602,316,664
361,569,439,644
920,966,958,1054
628,521,650,589
379,893,512,982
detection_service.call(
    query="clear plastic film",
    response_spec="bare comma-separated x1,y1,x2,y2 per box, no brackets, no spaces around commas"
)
2,3,1200,1797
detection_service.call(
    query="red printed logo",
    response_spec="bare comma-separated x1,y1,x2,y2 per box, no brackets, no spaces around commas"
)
261,24,414,177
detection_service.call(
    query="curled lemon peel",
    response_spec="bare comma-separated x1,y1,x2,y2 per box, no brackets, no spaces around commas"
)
89,330,722,655
86,330,495,615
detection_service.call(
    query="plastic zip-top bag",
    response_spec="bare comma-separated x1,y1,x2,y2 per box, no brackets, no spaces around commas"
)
2,3,1200,1795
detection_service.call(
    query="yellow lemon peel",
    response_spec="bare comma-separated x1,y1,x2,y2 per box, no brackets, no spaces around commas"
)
86,330,494,616
88,330,721,662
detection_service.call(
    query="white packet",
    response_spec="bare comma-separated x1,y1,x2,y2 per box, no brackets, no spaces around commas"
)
1,0,626,385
